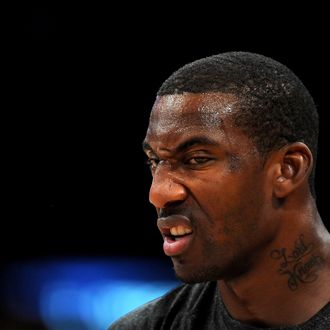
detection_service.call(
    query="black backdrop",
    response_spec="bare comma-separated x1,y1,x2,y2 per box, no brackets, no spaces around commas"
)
4,5,329,264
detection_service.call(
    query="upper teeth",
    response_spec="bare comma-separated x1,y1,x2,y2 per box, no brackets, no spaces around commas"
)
170,225,192,236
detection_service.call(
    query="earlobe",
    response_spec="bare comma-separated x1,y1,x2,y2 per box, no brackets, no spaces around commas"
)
273,143,313,199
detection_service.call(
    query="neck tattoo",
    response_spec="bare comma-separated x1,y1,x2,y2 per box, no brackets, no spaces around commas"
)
270,234,325,291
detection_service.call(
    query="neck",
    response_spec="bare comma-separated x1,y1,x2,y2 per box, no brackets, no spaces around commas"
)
218,206,330,327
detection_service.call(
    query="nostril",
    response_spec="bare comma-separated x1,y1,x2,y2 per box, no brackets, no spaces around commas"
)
160,201,186,217
164,200,185,209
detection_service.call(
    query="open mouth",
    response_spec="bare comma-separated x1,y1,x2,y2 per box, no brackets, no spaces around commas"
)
161,225,194,256
164,225,193,241
157,215,194,256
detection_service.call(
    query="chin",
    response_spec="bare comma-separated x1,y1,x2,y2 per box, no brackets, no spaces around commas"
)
172,259,225,283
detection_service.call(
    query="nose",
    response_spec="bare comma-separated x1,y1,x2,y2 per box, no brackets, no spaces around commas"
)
149,162,187,209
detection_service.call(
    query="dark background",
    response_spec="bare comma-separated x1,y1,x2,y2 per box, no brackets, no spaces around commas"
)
4,5,329,264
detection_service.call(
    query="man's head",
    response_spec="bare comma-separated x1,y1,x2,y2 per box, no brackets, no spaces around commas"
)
143,52,319,283
158,52,319,194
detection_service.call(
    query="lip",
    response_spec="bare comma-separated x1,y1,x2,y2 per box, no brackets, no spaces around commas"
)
157,215,194,257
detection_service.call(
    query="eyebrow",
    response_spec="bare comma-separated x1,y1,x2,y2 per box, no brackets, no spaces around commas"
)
142,136,219,154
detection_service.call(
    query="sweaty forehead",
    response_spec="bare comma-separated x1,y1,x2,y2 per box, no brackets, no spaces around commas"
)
148,92,238,135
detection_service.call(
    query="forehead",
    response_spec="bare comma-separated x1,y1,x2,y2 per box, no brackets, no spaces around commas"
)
146,92,238,138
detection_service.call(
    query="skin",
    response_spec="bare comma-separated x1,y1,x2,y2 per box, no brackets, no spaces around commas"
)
143,92,330,327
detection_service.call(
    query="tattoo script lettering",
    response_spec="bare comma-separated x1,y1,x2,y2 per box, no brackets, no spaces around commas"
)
270,234,324,291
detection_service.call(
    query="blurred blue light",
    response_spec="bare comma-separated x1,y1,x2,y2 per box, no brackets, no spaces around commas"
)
1,258,179,330
40,279,177,329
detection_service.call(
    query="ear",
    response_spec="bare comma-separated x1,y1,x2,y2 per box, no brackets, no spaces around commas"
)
272,142,313,198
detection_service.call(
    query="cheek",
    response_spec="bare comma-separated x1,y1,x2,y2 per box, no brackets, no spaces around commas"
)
198,174,266,232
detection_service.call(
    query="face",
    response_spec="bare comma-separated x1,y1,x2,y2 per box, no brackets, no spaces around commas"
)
143,93,277,283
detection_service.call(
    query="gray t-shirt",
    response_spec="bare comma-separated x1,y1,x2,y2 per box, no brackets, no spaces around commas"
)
109,281,330,329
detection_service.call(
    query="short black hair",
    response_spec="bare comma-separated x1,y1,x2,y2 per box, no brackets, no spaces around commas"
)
157,52,319,197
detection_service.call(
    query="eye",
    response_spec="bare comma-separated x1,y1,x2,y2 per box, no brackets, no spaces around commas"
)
186,157,211,165
146,158,159,170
